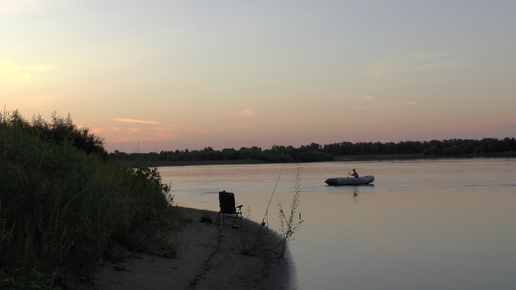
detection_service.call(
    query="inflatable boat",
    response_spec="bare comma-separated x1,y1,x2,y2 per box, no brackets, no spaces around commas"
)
325,175,375,186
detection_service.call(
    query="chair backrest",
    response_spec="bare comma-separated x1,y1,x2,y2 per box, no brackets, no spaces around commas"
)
219,191,236,214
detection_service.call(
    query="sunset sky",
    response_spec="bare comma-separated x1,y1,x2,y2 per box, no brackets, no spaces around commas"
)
2,0,516,153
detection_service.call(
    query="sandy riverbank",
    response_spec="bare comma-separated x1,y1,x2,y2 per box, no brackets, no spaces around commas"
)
93,207,294,289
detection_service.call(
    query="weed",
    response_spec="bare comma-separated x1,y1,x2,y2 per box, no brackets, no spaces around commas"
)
277,165,304,258
234,206,265,256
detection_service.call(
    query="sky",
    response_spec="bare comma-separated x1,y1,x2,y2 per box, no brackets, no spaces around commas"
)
2,0,516,153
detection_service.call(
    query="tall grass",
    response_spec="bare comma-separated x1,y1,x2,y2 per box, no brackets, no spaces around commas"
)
0,111,178,288
235,206,266,256
277,165,304,258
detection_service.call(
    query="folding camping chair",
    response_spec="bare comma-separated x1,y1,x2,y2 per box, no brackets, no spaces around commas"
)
215,191,243,228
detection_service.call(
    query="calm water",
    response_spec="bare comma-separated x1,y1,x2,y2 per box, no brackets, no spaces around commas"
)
158,158,516,290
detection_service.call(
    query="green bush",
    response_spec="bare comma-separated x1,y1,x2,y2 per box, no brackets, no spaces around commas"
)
0,111,176,287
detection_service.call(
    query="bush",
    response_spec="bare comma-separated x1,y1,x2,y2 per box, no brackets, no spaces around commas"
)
0,111,176,287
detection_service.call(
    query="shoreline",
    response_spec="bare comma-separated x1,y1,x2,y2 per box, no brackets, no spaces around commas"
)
93,206,294,289
111,152,516,168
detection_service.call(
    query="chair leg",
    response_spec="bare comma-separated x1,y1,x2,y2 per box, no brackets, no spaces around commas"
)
217,212,244,229
215,212,222,226
217,212,231,228
231,215,237,228
231,213,243,229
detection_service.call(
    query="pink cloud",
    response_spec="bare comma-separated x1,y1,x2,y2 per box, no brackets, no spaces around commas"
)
236,109,256,117
394,101,417,107
113,118,161,125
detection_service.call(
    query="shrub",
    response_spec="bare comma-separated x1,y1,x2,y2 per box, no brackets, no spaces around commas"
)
0,111,176,287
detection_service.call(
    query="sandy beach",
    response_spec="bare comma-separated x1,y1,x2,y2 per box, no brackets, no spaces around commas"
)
93,207,293,289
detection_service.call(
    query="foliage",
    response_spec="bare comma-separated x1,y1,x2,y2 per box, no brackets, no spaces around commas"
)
0,111,177,287
277,165,304,258
0,267,57,289
31,112,108,160
109,138,516,165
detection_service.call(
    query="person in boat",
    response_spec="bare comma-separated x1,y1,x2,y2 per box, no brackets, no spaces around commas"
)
350,169,359,178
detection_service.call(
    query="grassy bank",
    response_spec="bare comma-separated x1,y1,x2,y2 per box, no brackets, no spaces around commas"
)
0,112,181,288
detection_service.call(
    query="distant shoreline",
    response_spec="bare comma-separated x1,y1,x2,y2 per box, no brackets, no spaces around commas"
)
109,138,516,166
115,152,516,167
333,152,516,161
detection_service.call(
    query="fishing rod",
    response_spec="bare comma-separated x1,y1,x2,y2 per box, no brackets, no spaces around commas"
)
260,164,285,230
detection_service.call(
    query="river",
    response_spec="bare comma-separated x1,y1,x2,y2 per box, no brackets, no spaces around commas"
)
158,158,516,289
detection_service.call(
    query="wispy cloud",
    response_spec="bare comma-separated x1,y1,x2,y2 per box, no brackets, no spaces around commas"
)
113,118,162,125
361,96,374,101
90,128,104,135
236,109,256,117
352,106,371,111
0,72,30,81
0,60,55,80
19,65,55,71
394,101,417,107
150,127,178,139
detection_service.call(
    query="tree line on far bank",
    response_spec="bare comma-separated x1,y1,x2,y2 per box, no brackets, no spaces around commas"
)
110,137,516,164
